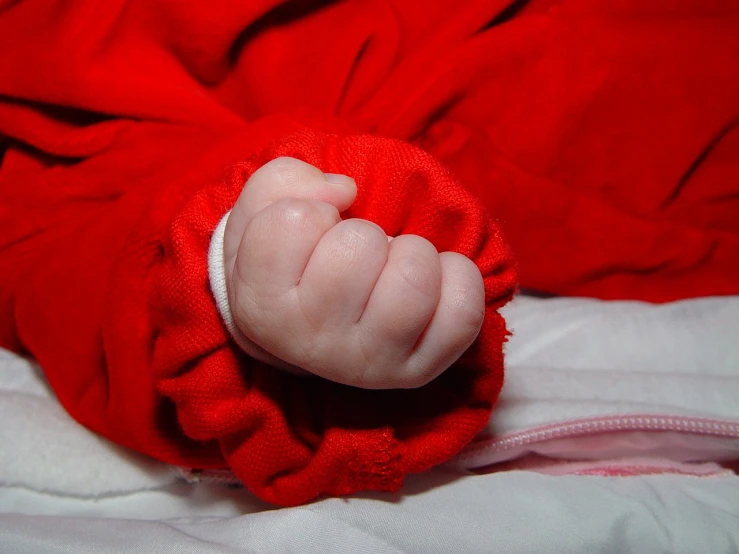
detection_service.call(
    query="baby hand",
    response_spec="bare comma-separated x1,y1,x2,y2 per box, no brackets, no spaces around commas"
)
222,157,485,389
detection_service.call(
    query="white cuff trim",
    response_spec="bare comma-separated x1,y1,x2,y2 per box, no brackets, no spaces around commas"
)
208,211,253,352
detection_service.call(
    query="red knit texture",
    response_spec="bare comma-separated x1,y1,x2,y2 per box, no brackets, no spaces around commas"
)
2,0,739,506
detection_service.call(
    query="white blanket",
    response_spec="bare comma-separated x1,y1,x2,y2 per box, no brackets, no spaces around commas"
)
3,469,739,554
1,295,738,553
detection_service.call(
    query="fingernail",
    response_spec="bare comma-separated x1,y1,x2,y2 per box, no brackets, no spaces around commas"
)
324,173,355,186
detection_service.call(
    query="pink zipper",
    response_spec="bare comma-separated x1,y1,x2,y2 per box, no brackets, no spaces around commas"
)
455,414,739,467
182,414,739,485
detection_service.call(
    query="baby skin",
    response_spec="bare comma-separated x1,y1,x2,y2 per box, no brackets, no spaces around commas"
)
223,157,485,390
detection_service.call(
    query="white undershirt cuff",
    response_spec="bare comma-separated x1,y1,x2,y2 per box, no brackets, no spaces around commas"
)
207,210,254,352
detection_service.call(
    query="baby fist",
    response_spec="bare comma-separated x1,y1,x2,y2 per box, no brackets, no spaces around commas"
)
221,157,485,389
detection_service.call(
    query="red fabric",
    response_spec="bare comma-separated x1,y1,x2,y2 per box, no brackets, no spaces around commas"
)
1,0,738,504
0,103,515,504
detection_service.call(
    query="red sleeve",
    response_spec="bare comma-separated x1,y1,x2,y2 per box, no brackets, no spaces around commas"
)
0,107,516,505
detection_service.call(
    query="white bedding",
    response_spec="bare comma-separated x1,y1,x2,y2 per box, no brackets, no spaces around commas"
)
1,295,738,553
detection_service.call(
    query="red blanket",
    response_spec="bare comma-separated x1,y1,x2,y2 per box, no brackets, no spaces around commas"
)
1,0,737,505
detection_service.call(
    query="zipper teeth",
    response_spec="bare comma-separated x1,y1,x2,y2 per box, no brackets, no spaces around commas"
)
457,414,739,461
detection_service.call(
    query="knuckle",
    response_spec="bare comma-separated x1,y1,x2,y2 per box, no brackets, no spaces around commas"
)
336,226,370,255
247,157,322,200
396,254,429,287
270,157,302,188
449,286,486,332
344,219,388,243
402,234,437,255
443,255,485,333
274,197,313,222
394,254,439,299
331,219,386,258
268,198,332,234
389,235,440,296
257,156,304,187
